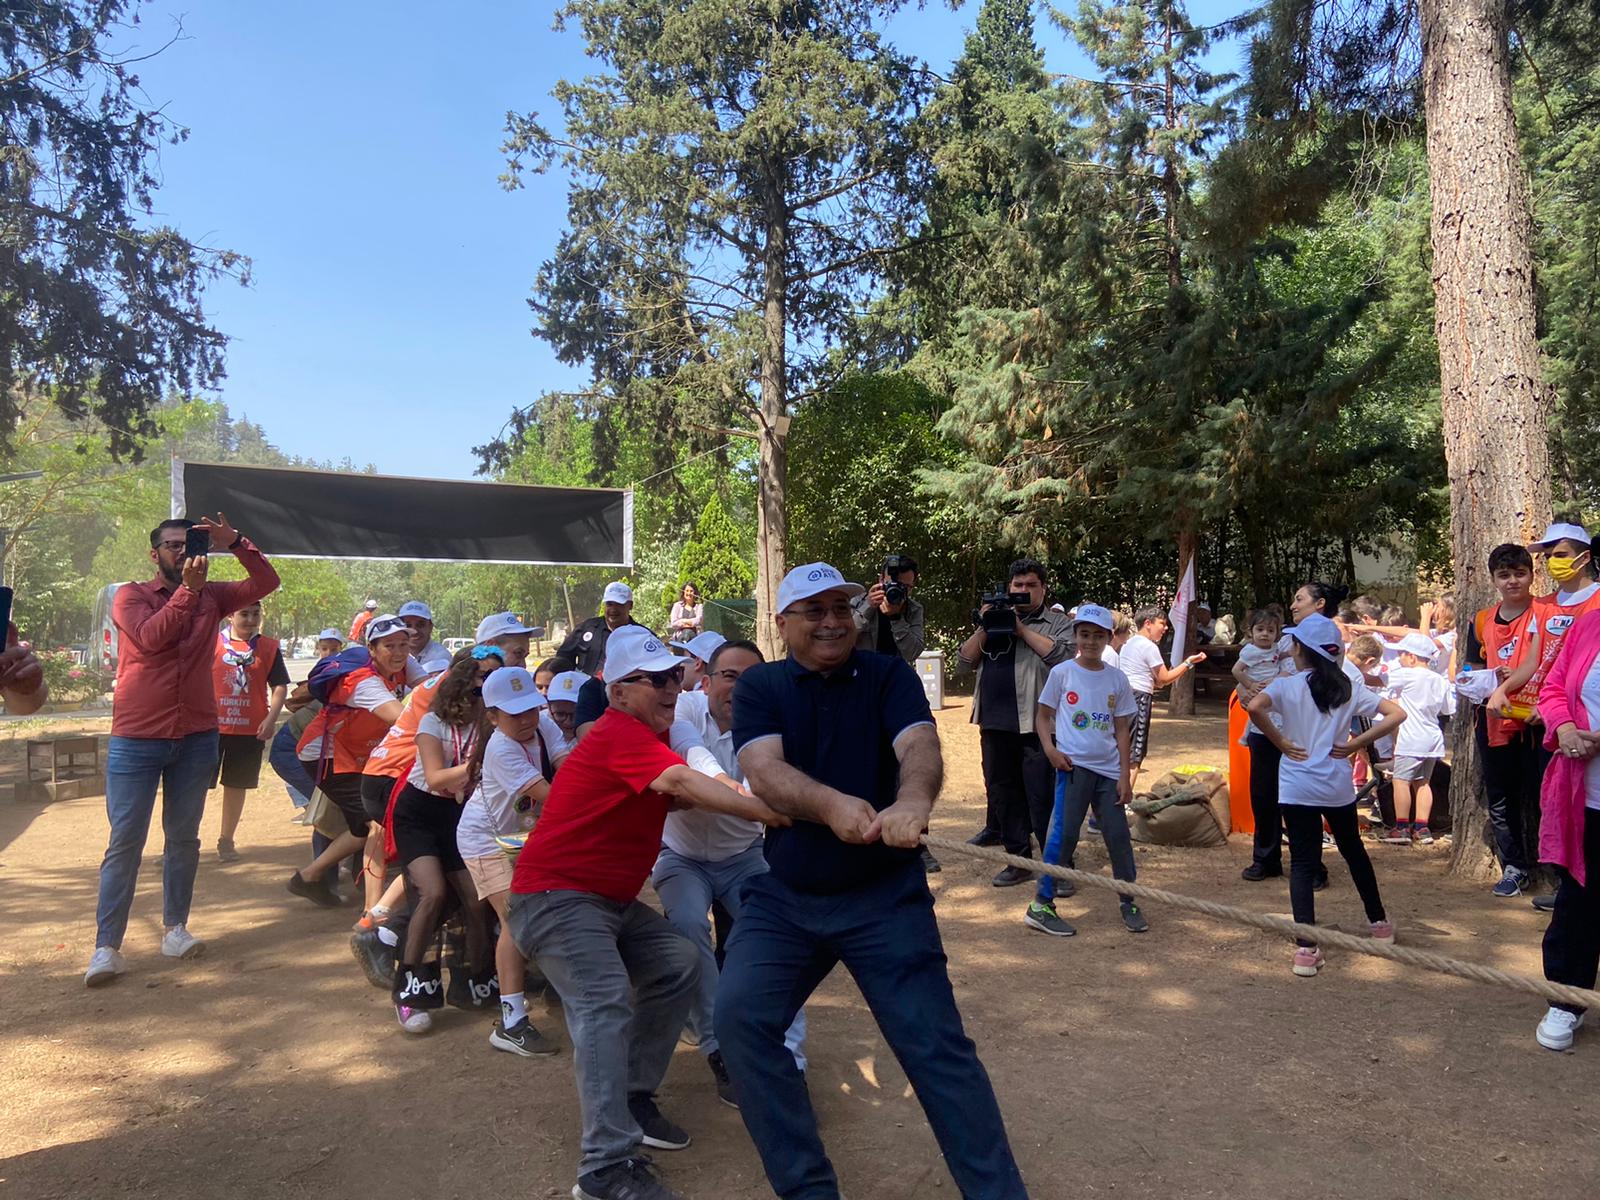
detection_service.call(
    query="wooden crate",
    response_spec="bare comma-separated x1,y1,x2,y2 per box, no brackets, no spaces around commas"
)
20,735,106,803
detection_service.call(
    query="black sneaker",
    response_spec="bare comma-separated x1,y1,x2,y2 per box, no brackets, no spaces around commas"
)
1119,900,1150,933
287,870,341,908
1312,869,1330,893
574,1156,682,1200
491,1017,560,1057
1532,894,1557,912
967,827,1002,847
920,847,942,873
350,928,395,989
1241,862,1282,882
706,1050,737,1108
1023,901,1076,937
627,1093,690,1151
991,864,1034,888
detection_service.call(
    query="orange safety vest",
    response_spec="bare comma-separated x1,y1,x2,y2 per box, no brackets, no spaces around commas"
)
363,674,444,780
1474,604,1538,745
297,664,409,775
1508,589,1600,716
212,633,280,735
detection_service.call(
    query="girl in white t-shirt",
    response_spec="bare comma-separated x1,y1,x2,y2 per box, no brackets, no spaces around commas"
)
390,653,499,1034
461,666,560,1058
1247,615,1406,977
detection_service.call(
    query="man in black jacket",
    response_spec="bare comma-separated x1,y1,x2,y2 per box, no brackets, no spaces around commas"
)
557,581,646,676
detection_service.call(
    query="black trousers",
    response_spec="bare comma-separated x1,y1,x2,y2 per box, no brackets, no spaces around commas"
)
979,728,1055,857
1476,715,1547,872
1282,802,1386,946
1544,807,1600,1014
1248,733,1284,871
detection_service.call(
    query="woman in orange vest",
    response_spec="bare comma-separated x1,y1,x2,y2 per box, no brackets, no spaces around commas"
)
288,615,424,907
210,601,289,863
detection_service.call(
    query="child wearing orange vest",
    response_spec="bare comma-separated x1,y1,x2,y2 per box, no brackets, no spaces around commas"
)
210,602,289,863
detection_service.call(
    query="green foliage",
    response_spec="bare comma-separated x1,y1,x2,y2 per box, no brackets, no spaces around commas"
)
0,2,247,451
676,495,755,608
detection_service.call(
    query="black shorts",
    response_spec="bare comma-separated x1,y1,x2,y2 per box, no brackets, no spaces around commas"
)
362,773,398,824
212,733,266,790
391,783,465,871
316,766,369,838
1130,692,1154,765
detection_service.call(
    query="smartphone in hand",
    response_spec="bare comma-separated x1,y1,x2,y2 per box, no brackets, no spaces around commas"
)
184,525,211,561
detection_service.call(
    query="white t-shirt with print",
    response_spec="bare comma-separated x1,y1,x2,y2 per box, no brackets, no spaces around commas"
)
1038,659,1138,780
1384,665,1455,759
456,728,545,861
406,710,475,797
1236,642,1289,687
1119,633,1165,695
1262,672,1381,808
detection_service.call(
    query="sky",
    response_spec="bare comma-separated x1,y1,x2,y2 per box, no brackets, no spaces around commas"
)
128,1,1243,482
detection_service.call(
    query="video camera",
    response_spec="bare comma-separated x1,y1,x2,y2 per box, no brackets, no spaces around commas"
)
973,585,1034,634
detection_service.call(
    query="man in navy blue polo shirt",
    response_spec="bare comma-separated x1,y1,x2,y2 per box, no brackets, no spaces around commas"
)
716,563,1028,1200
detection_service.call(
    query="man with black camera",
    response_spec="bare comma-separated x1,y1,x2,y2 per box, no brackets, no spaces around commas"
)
852,554,925,664
957,557,1073,887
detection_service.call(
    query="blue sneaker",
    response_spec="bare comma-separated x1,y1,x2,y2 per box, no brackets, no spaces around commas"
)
1491,866,1529,898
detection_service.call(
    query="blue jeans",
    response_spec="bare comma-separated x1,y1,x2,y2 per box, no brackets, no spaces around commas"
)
651,843,807,1068
507,890,700,1177
1037,767,1135,906
715,862,1027,1200
95,731,221,948
269,723,315,806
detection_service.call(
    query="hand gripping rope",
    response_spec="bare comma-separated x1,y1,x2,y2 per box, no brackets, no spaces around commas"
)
920,834,1600,1011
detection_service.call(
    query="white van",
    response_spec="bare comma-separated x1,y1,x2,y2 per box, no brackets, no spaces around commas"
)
92,583,121,675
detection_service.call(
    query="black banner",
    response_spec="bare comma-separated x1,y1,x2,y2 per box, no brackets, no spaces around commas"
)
174,461,631,566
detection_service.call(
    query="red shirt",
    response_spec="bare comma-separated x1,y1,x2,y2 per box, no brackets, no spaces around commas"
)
111,538,280,739
511,707,683,903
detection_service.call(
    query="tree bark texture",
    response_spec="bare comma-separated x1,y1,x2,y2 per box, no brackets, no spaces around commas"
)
754,165,790,662
1417,0,1554,878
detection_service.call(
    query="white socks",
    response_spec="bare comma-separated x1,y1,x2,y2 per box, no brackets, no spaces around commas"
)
502,991,527,1027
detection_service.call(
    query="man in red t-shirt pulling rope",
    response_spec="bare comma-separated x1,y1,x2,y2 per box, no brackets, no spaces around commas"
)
505,626,786,1200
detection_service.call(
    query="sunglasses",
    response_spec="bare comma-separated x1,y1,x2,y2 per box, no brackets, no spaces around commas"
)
616,667,684,689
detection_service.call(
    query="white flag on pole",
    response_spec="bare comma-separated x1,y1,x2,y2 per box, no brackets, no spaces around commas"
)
1168,554,1196,667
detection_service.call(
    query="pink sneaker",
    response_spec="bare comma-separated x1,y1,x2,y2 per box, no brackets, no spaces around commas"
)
1292,946,1325,977
1370,920,1396,944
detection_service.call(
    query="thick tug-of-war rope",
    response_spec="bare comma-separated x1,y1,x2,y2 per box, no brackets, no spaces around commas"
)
921,834,1600,1011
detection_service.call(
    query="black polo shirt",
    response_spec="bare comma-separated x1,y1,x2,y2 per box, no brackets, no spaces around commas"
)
732,648,935,894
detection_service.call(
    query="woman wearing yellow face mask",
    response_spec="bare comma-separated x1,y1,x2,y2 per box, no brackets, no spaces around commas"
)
1488,523,1600,726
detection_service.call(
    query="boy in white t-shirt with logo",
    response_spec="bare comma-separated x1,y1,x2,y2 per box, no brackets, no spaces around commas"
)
1026,604,1147,937
1381,632,1457,845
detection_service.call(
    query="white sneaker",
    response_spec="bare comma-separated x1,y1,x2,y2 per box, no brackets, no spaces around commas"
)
1536,1006,1585,1051
395,1003,433,1034
161,925,207,960
84,946,126,987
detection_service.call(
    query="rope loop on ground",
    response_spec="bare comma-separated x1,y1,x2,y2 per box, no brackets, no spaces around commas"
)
921,834,1600,1011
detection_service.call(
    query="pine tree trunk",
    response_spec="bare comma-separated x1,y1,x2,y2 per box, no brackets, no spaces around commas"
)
1169,528,1197,716
1417,0,1553,878
754,167,790,662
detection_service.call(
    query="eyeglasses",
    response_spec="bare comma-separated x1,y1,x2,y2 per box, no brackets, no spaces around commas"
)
783,602,854,623
616,667,684,689
157,540,187,552
710,669,745,684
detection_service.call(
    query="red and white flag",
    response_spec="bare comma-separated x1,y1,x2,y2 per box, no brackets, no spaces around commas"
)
1168,555,1196,667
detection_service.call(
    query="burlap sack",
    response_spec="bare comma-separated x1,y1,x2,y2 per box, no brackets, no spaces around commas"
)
1129,768,1230,847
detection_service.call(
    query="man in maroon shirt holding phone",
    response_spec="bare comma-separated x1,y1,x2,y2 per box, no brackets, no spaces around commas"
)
85,512,279,988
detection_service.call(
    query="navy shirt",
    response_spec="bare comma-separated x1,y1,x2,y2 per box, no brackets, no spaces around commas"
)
733,649,936,894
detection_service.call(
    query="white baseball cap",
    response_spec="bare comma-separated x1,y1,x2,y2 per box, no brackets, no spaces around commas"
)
475,611,536,642
364,614,409,644
397,600,433,621
549,670,590,699
670,630,727,662
777,562,864,614
604,625,680,680
1284,614,1344,662
1073,603,1115,632
364,599,378,609
603,581,634,605
317,628,342,641
483,667,547,714
1397,632,1439,659
1529,522,1591,551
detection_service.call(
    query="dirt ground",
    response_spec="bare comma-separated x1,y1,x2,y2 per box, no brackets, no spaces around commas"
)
2,697,1597,1200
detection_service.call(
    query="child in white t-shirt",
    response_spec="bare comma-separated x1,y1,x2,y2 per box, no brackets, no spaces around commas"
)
1247,614,1406,978
1027,604,1145,938
1381,633,1457,845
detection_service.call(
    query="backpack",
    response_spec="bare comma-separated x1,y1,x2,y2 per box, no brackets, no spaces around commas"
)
306,647,371,704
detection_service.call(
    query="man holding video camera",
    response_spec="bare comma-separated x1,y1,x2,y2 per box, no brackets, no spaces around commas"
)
957,556,1073,886
852,554,925,663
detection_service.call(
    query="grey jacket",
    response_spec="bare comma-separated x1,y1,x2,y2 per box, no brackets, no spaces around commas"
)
957,604,1075,731
851,592,926,663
